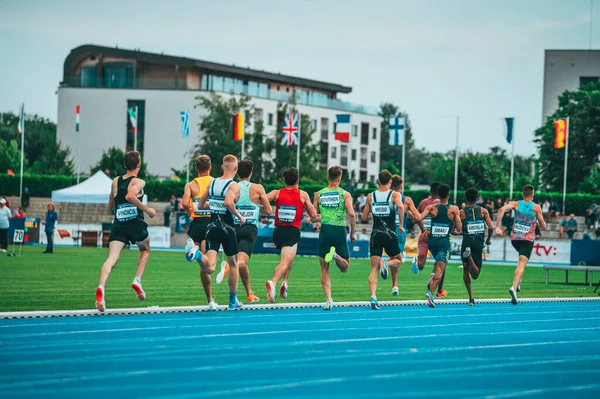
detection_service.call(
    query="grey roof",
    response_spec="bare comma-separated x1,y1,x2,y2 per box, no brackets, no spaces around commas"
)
63,44,352,94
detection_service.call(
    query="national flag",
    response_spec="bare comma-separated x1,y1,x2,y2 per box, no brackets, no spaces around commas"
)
180,111,189,138
281,113,299,146
7,169,15,176
553,119,568,149
128,107,138,136
504,117,514,144
76,105,80,133
334,114,350,142
232,113,244,141
388,116,405,146
17,103,24,134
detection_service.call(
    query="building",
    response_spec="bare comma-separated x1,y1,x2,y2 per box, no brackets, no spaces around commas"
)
58,44,382,181
542,50,600,121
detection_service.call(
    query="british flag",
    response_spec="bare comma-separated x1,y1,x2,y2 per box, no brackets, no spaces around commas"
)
281,113,299,146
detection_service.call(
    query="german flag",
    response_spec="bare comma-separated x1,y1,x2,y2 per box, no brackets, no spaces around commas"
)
232,113,244,141
553,119,568,149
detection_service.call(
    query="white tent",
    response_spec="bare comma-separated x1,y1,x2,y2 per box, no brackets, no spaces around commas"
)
51,171,113,204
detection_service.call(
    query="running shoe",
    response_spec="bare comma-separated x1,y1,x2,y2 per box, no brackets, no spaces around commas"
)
323,300,334,311
370,297,380,310
468,298,475,306
279,281,288,299
516,280,522,293
391,286,399,296
247,292,260,304
216,261,229,285
324,246,336,263
411,256,419,274
462,246,471,259
131,278,146,301
436,289,448,298
186,245,202,262
95,286,105,312
426,292,436,308
228,299,244,311
266,280,275,304
380,258,389,280
509,287,518,305
184,238,194,254
427,273,434,290
208,300,219,311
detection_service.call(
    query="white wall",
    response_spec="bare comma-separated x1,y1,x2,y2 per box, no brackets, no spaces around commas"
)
542,50,600,120
57,88,382,180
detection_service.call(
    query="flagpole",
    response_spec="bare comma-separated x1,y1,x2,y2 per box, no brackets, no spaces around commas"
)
453,116,460,204
241,127,245,160
134,106,138,152
19,103,24,199
77,123,81,184
185,109,191,183
401,115,406,194
562,116,570,214
296,114,301,173
509,121,515,200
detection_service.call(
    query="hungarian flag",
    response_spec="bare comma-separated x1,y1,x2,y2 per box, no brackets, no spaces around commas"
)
554,119,568,149
232,113,244,141
334,114,350,142
17,103,24,134
128,107,137,136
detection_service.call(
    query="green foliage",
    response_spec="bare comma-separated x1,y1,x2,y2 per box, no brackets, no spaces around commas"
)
579,163,600,193
0,174,83,197
0,139,23,173
534,82,600,192
90,147,154,179
246,118,276,182
30,140,75,175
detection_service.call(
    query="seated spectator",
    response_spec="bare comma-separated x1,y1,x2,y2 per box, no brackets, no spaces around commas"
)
558,215,568,238
496,198,504,214
356,227,369,241
549,201,559,220
484,199,494,215
354,193,367,213
542,200,550,220
586,201,598,228
582,228,592,240
12,207,25,219
566,214,578,239
300,215,314,232
476,196,484,207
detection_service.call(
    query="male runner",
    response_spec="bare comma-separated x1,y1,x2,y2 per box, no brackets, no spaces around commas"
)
313,166,356,310
182,155,218,309
420,184,461,308
495,184,546,305
361,170,405,310
95,151,156,312
390,174,421,296
460,187,494,305
228,159,272,304
187,155,247,311
265,167,318,303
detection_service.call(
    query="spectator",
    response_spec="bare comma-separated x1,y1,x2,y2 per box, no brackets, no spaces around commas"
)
500,210,513,235
43,202,58,254
549,201,560,220
164,197,174,227
496,198,504,215
0,193,11,210
586,201,598,228
313,222,321,233
0,198,11,253
484,199,494,215
476,195,484,207
582,228,592,240
12,207,25,219
355,193,367,213
300,214,314,232
558,215,568,239
343,180,355,197
21,187,30,211
566,213,578,239
542,200,550,220
461,202,467,209
357,227,369,240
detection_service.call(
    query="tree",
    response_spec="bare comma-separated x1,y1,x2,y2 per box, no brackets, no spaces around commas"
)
0,139,23,173
91,147,153,178
579,163,600,193
534,82,600,192
246,118,275,182
30,140,75,175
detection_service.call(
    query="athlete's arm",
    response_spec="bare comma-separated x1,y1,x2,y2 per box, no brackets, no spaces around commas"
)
495,201,517,236
451,205,462,232
361,194,372,223
393,192,405,234
344,192,356,241
405,197,422,222
107,178,117,212
482,208,494,245
126,178,155,218
266,189,279,203
311,192,322,223
182,182,192,213
301,190,318,219
257,185,273,216
198,186,209,209
224,182,245,224
534,203,547,230
420,204,435,220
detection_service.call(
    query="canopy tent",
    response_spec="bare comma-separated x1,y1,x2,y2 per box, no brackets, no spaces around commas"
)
51,171,113,204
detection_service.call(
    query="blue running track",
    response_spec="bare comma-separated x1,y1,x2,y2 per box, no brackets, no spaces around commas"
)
1,301,600,399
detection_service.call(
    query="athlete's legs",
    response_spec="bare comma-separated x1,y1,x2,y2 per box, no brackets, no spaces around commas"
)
417,234,428,270
320,258,332,301
133,237,150,281
237,252,253,296
333,255,349,273
428,261,447,294
197,240,214,303
462,258,473,300
468,255,481,279
437,269,446,294
512,255,528,290
391,253,403,287
369,256,380,298
271,245,297,286
226,253,240,295
98,241,126,287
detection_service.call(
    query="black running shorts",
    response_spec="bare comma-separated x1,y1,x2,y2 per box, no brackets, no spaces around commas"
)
318,224,350,260
511,240,534,259
109,221,149,245
273,226,300,250
461,237,485,269
188,218,211,244
206,223,239,257
236,224,258,257
370,229,400,258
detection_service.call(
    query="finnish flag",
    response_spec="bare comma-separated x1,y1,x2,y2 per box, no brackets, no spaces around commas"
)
389,116,405,146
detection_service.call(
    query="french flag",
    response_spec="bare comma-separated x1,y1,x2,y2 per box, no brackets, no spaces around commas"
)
334,114,351,142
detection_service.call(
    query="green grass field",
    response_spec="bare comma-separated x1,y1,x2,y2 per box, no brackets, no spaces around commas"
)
0,246,597,312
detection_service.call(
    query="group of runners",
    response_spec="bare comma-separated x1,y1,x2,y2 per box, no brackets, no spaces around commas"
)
95,151,547,312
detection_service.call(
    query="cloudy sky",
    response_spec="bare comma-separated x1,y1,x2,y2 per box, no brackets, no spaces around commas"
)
0,0,597,155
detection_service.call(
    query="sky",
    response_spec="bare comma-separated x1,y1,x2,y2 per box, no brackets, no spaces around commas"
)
0,0,598,156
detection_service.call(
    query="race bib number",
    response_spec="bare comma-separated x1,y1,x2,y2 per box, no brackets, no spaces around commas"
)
193,198,211,217
234,205,258,224
372,202,391,217
423,217,432,231
277,205,297,223
513,221,531,235
467,221,485,235
116,203,138,222
431,224,450,237
209,197,226,215
320,192,340,208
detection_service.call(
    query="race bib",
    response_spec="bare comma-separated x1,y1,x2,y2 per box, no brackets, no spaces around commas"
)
277,205,297,223
234,205,258,224
372,202,391,217
423,216,432,231
320,192,340,208
513,221,531,235
431,224,450,237
209,197,227,215
193,198,211,217
116,203,138,222
467,221,485,235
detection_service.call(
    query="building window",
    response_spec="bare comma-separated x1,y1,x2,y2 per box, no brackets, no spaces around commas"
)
352,125,358,137
255,108,264,122
359,171,367,182
341,145,348,166
267,113,274,126
580,76,599,87
80,66,97,87
311,119,317,130
370,175,375,183
320,142,328,165
370,151,376,163
126,100,145,156
360,147,367,169
321,117,329,140
331,146,337,159
372,127,377,139
351,149,357,161
103,62,135,88
361,122,369,145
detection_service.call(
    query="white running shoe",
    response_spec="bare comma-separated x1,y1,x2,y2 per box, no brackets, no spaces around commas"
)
392,286,399,296
279,281,288,299
509,287,518,305
323,300,333,311
184,238,194,253
95,286,105,312
131,278,146,301
208,300,219,311
266,280,275,303
215,261,229,285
